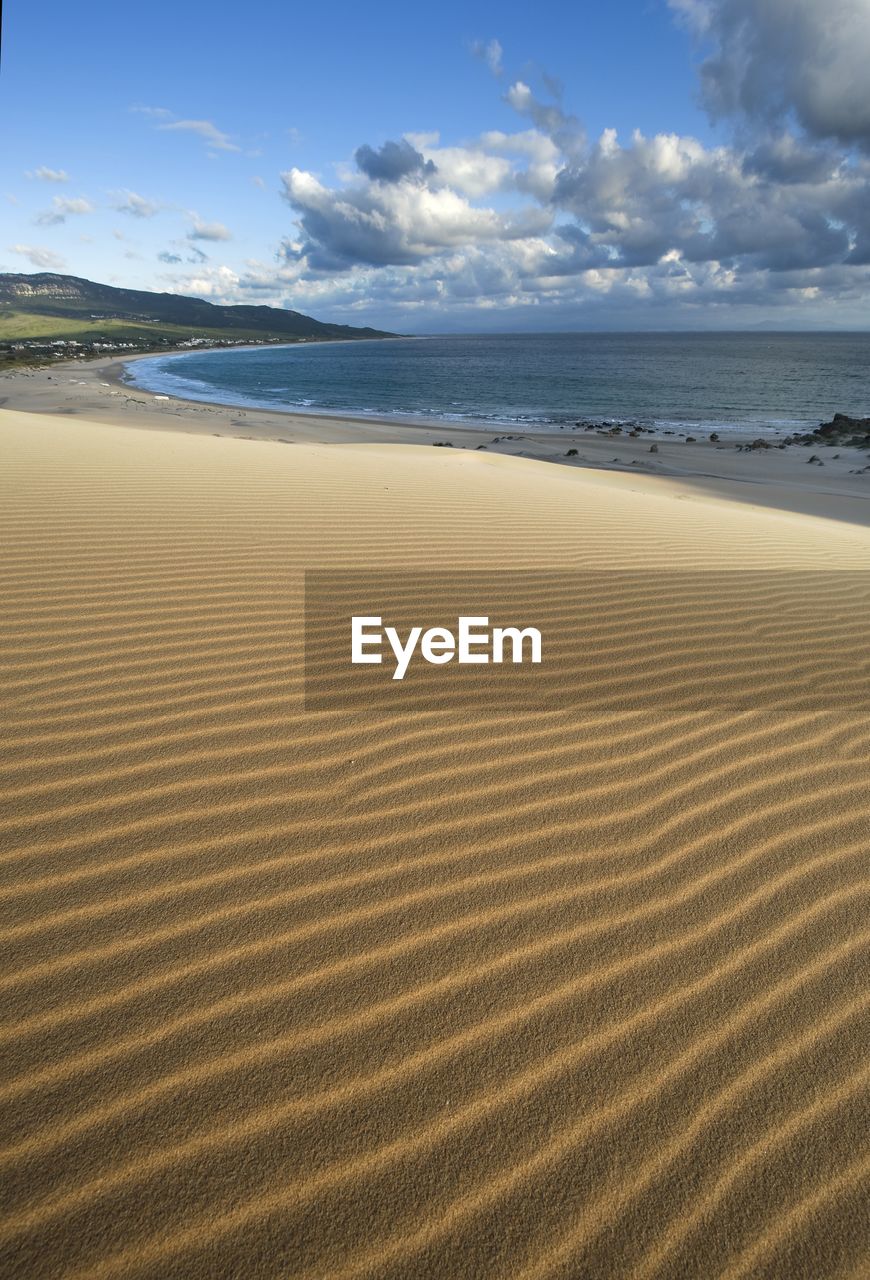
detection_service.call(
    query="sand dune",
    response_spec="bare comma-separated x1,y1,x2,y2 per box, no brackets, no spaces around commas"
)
0,406,868,1279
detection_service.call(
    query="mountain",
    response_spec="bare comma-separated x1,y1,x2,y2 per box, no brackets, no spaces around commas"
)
0,272,395,360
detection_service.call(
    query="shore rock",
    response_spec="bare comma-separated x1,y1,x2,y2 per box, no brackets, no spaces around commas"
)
817,413,870,439
784,413,870,450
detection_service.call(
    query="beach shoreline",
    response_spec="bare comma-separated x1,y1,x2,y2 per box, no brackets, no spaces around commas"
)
1,351,868,526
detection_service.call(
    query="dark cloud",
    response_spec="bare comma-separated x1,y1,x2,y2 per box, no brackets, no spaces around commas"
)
354,139,436,183
742,135,842,185
672,0,870,149
548,126,869,275
157,250,182,263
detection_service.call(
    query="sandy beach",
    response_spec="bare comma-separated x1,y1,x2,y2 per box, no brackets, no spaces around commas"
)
0,377,869,1279
2,353,869,524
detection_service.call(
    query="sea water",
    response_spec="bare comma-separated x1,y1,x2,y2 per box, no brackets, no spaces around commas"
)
126,331,870,437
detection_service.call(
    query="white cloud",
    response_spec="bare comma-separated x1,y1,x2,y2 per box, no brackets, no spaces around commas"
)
25,166,70,183
265,91,870,325
485,39,503,75
161,264,240,298
130,105,172,119
35,196,94,225
10,244,66,269
187,217,232,241
133,106,242,154
504,80,586,160
413,141,512,198
254,83,866,327
134,20,870,328
472,38,503,76
113,190,160,218
281,163,546,271
159,118,240,152
469,128,561,199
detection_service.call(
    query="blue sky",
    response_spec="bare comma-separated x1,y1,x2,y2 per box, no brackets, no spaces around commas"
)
2,0,870,330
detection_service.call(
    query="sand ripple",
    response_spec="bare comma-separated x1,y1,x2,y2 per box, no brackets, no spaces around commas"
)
1,410,868,1278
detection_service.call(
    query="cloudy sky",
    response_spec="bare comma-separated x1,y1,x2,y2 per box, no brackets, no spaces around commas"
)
2,0,870,330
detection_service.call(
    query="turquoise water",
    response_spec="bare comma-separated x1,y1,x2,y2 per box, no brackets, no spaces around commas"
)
126,332,870,435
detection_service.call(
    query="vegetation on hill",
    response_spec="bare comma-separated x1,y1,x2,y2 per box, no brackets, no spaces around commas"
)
0,272,395,365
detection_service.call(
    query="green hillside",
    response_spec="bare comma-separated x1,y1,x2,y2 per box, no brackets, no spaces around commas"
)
0,272,395,364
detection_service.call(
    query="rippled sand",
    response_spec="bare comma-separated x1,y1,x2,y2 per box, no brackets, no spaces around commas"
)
1,407,868,1279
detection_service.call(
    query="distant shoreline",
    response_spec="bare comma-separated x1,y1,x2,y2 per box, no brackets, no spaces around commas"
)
117,332,420,386
118,331,870,438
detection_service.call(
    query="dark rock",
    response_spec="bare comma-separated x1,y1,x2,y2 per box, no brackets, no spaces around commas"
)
817,413,870,439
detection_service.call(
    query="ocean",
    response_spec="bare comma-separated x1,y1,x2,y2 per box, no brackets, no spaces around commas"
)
125,331,870,436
